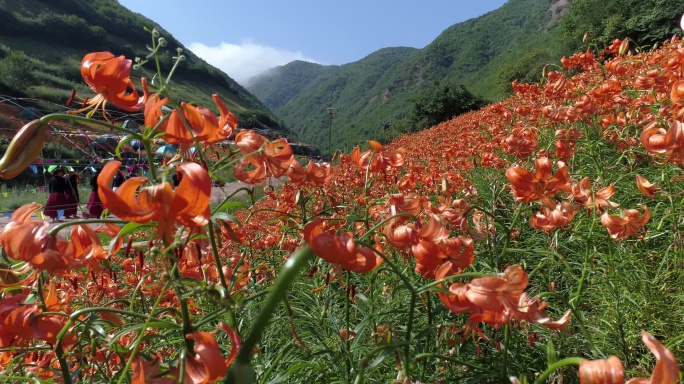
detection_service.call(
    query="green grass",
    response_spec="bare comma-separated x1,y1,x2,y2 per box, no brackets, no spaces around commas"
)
0,188,48,212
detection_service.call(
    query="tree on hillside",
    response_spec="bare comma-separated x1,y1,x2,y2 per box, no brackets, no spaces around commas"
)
409,82,487,131
561,0,684,49
496,48,553,96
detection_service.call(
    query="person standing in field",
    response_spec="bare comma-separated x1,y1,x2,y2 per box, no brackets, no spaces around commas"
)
64,170,81,219
44,168,67,222
86,168,103,218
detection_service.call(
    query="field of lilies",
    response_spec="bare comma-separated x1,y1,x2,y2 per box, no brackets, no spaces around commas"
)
0,29,683,383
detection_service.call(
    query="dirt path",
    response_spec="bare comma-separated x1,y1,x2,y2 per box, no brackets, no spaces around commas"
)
0,181,275,234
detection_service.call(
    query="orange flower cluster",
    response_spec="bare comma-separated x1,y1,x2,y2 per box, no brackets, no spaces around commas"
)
350,140,406,173
438,265,571,333
0,203,120,272
233,130,295,184
148,93,238,148
98,160,211,243
304,218,383,273
5,29,684,381
0,281,75,369
640,120,684,166
578,331,679,384
286,159,332,186
131,323,240,384
383,214,474,279
68,52,148,120
505,157,570,205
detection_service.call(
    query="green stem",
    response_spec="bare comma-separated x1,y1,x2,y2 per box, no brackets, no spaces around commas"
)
116,280,171,384
207,220,229,291
172,273,195,351
354,342,409,384
572,213,597,305
414,352,491,373
48,219,127,237
224,245,314,384
0,376,41,383
421,291,433,381
141,138,158,181
151,30,165,90
498,204,524,262
40,114,143,139
215,148,265,173
355,241,417,378
55,342,73,384
502,324,510,378
533,357,583,384
193,308,228,329
415,272,487,293
345,270,352,381
404,290,417,379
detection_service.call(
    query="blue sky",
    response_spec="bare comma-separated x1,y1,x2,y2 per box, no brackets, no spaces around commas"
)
118,0,508,85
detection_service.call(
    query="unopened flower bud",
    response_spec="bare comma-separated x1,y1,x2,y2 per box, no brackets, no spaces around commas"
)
618,38,629,55
582,32,589,43
0,120,48,179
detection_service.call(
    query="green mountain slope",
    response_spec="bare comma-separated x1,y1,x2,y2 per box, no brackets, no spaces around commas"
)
0,0,288,134
247,60,337,112
248,0,567,150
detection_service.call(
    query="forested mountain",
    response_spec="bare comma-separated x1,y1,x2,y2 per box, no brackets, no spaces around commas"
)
248,0,684,151
247,0,566,150
0,0,289,134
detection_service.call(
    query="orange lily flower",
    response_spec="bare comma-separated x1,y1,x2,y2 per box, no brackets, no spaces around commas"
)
530,201,576,231
0,282,75,347
403,214,473,278
162,94,238,146
571,177,620,210
465,265,528,313
184,332,228,384
304,218,383,273
0,203,119,272
636,174,660,198
640,120,684,166
286,160,332,186
630,330,679,383
601,205,650,240
350,140,405,172
439,198,471,232
144,94,169,129
438,283,473,314
579,356,624,384
463,265,571,330
285,160,307,183
505,157,570,205
437,266,571,334
502,126,538,159
233,130,294,184
131,357,176,384
70,52,148,118
98,160,211,243
579,331,679,384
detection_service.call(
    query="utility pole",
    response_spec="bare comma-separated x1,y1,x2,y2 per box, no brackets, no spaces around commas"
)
325,107,336,155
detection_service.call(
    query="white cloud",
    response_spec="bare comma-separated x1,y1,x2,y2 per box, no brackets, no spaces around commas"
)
188,40,317,86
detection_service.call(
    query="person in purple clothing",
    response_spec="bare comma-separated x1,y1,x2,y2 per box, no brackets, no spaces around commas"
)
64,171,81,219
44,168,67,222
86,168,104,218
